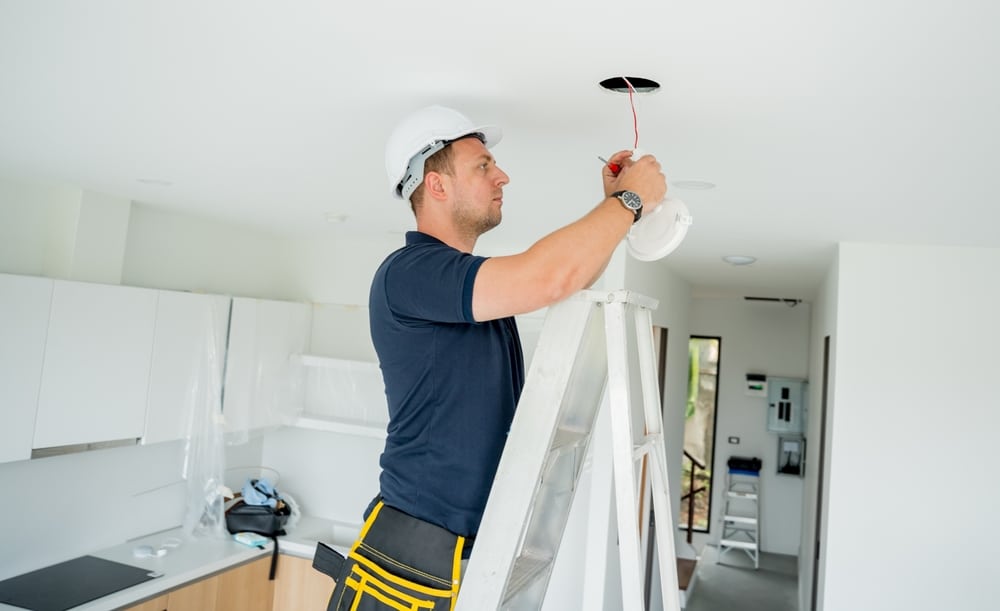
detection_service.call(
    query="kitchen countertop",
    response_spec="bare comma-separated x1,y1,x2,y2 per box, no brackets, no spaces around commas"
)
0,515,361,611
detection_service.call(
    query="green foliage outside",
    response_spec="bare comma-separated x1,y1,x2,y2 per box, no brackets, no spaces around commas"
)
686,341,699,419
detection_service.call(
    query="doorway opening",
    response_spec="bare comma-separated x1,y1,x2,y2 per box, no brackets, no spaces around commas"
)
679,336,721,536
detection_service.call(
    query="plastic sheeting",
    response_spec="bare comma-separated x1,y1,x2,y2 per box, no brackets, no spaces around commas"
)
180,297,229,539
221,298,310,445
301,357,389,427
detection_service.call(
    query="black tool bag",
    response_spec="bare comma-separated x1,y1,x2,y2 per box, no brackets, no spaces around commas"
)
727,456,763,472
225,491,291,580
322,501,463,611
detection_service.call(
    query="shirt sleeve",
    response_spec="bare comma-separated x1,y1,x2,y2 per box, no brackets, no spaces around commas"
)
382,244,486,324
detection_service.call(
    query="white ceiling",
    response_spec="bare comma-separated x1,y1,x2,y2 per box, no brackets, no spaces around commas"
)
2,1,998,301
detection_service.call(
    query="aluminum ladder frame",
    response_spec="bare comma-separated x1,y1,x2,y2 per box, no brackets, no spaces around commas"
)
717,469,761,570
456,289,681,611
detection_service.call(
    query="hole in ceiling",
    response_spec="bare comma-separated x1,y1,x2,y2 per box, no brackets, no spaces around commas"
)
599,76,660,94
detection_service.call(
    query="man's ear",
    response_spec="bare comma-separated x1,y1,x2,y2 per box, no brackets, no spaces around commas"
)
424,172,448,202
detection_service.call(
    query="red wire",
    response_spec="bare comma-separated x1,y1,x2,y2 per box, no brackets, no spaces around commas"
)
624,77,639,148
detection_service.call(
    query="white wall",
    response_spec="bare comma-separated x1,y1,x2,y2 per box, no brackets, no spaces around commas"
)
0,440,187,579
799,252,838,611
821,243,999,611
688,296,811,556
71,190,132,283
0,175,82,278
122,203,304,300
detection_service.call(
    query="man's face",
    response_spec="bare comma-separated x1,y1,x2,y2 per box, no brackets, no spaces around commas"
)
447,137,509,236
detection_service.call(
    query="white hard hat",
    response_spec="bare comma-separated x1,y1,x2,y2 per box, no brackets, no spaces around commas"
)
385,105,502,200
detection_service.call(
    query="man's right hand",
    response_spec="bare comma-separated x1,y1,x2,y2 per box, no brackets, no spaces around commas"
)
602,150,667,215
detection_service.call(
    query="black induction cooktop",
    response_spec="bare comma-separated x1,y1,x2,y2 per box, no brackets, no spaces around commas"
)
0,555,158,611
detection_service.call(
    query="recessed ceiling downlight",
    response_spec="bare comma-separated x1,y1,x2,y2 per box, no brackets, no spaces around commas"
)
599,76,660,94
136,178,172,186
723,255,757,266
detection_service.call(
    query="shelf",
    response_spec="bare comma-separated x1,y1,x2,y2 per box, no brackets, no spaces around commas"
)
293,414,387,440
298,354,380,371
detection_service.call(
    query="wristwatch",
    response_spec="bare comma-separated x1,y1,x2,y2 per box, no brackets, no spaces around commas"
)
611,190,643,223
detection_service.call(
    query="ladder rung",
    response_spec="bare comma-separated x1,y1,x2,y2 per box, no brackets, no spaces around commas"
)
502,551,554,604
632,440,653,461
719,539,758,550
550,427,587,453
727,491,758,500
723,515,757,525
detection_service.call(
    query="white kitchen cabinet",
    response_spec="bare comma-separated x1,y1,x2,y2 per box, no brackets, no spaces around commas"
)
33,280,159,448
222,297,311,437
143,290,231,445
0,273,54,463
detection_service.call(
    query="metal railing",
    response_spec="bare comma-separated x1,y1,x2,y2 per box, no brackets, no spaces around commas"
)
680,450,708,544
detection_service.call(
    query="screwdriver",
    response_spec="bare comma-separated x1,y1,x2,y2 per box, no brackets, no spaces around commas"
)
598,156,622,175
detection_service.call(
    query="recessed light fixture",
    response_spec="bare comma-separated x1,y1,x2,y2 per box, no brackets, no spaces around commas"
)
325,212,348,223
136,178,172,186
672,180,716,191
723,255,757,266
598,76,661,94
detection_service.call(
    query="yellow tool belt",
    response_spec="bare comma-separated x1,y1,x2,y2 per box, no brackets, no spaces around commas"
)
326,501,464,611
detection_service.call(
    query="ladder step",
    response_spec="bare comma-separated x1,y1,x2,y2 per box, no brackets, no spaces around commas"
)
502,552,554,605
727,491,758,500
550,427,587,453
723,515,757,525
719,539,758,551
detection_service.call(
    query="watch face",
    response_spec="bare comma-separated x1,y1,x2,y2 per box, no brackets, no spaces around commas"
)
620,191,641,210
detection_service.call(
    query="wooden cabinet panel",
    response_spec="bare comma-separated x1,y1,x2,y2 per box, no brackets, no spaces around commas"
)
125,554,335,611
0,273,52,463
167,574,219,610
123,593,168,611
272,554,334,611
216,556,274,611
33,280,158,448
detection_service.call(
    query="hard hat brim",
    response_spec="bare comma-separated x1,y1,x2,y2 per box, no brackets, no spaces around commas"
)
390,124,503,199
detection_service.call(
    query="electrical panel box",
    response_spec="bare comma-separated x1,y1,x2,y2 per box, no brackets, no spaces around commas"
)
777,435,805,477
766,377,807,434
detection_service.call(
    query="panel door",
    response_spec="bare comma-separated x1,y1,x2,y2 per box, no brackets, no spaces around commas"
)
0,274,53,462
33,280,158,448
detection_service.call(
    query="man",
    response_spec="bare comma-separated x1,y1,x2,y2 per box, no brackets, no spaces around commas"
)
326,105,666,610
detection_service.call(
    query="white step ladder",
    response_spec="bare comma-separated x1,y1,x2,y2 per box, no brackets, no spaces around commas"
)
456,289,681,611
717,468,760,569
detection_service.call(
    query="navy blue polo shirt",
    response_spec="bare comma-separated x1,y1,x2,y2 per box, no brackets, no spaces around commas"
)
368,231,524,537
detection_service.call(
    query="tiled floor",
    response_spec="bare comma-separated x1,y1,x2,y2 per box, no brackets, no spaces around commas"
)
683,545,798,611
